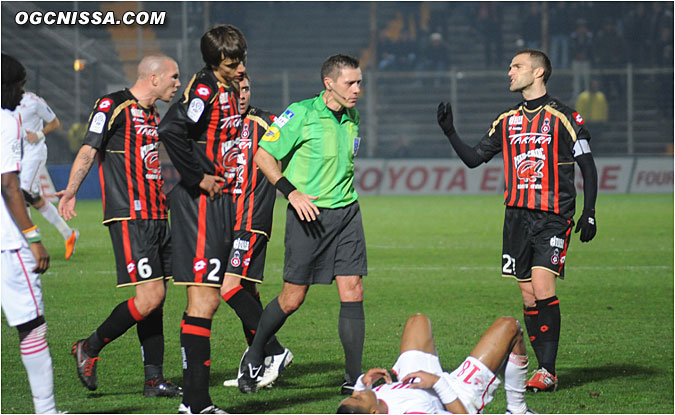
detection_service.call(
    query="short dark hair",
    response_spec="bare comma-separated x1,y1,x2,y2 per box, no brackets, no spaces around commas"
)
1,53,26,110
337,403,363,414
200,24,247,68
516,49,552,84
321,54,359,84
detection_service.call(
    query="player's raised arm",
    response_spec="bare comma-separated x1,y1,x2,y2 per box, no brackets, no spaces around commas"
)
56,144,97,221
437,102,486,168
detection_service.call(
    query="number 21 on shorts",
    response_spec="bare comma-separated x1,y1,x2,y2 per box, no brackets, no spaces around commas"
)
502,254,516,276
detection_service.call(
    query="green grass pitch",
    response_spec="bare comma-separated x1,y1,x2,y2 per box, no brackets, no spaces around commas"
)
2,194,673,413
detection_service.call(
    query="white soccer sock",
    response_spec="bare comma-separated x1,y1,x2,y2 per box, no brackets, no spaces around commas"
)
504,352,528,413
38,202,72,240
20,323,57,414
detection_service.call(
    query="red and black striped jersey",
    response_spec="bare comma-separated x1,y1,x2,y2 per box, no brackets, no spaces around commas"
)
159,68,241,193
83,89,167,223
231,106,277,236
475,95,591,219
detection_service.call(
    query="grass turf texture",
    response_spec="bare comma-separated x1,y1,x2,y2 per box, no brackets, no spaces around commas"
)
2,194,673,414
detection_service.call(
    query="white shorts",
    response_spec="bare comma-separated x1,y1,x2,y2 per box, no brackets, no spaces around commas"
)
1,248,44,327
19,153,46,197
392,352,501,414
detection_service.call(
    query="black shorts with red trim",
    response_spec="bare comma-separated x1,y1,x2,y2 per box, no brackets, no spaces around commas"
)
169,184,234,287
108,219,172,287
225,230,269,283
501,206,573,281
283,200,367,285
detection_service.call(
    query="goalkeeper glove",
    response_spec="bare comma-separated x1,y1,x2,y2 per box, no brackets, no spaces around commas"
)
437,102,456,137
575,208,597,242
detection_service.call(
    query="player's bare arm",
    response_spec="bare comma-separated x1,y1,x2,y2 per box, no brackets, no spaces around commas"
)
254,146,320,222
1,171,50,273
25,116,60,144
56,144,98,221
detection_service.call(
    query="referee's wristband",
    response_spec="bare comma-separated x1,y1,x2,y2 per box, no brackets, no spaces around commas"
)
22,225,42,244
274,176,296,198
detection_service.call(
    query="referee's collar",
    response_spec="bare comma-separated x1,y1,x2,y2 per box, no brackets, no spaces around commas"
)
523,94,550,110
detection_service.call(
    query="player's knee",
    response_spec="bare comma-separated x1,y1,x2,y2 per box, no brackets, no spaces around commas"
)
134,283,166,316
407,313,430,326
496,316,521,336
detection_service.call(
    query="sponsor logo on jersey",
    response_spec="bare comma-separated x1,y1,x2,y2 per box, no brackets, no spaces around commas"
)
262,126,280,142
508,115,523,125
274,110,295,128
353,136,361,156
134,200,142,211
509,133,551,145
573,112,584,125
193,258,207,273
516,160,545,187
89,112,106,134
231,251,241,267
131,108,145,118
221,140,238,166
220,114,241,130
195,84,212,100
219,92,229,104
97,98,113,112
233,238,250,251
135,124,158,137
187,98,205,122
127,261,136,275
549,236,565,249
238,138,252,151
140,142,161,179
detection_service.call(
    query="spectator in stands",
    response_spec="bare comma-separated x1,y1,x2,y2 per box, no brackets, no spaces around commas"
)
648,2,674,66
475,2,503,68
549,3,572,69
576,79,609,140
623,3,651,66
416,32,450,85
519,4,541,50
569,18,594,100
593,18,627,99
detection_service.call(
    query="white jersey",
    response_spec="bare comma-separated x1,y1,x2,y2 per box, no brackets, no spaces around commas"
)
1,108,27,250
373,382,451,414
12,92,55,161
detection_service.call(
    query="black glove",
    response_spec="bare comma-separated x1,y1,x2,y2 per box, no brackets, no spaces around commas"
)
437,102,456,136
575,208,597,242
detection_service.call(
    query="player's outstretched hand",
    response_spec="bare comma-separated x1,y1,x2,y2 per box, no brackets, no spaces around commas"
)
401,370,440,389
55,189,77,221
362,368,392,387
575,208,597,242
199,174,225,200
437,102,456,137
288,190,320,222
29,241,50,273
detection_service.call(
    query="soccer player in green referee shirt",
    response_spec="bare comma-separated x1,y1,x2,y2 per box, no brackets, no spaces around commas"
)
238,54,367,395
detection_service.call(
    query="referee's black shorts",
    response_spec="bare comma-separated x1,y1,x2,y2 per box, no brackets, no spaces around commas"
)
283,200,367,285
169,185,234,287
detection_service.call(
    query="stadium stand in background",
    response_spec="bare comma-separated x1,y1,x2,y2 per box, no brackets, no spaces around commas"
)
1,1,672,163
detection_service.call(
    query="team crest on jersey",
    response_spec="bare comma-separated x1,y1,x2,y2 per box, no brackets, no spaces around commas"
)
551,249,560,265
541,118,551,134
231,251,241,267
262,126,280,142
89,112,106,134
572,112,584,125
187,98,205,122
193,258,207,273
241,124,250,139
274,110,295,128
195,84,212,100
97,98,113,112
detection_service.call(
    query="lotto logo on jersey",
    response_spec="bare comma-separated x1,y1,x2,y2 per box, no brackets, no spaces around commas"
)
195,84,212,100
126,261,136,275
97,98,113,112
193,258,207,273
573,112,584,125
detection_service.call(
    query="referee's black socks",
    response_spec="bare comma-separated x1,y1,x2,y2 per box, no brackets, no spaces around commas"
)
247,297,289,365
339,301,365,384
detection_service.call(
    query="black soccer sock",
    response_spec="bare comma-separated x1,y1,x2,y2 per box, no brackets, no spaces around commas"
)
522,305,543,367
339,301,365,384
137,306,164,380
535,296,561,374
247,297,290,364
85,298,143,356
180,316,213,413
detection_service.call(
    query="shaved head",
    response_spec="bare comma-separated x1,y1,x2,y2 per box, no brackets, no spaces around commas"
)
137,55,175,80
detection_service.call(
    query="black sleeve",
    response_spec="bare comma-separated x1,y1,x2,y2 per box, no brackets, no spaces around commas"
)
575,152,598,212
445,129,486,168
159,103,205,189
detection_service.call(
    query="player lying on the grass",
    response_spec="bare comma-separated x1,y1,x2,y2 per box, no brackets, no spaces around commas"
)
337,313,534,414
